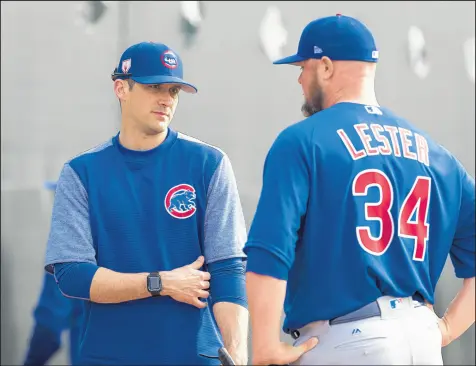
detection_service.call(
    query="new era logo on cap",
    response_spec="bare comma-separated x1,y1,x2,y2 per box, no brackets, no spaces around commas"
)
314,46,323,54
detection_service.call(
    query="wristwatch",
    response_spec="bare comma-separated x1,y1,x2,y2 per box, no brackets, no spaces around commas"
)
147,272,163,297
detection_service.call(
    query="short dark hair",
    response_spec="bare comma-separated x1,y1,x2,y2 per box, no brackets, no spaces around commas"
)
118,79,136,110
126,79,135,89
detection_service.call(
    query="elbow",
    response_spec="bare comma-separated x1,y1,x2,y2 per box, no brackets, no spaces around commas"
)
463,277,475,296
54,262,99,300
209,258,248,310
244,246,290,281
463,277,475,284
54,277,76,300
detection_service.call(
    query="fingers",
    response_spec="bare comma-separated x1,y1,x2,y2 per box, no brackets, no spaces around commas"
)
196,290,210,299
201,280,210,289
201,271,211,281
188,255,205,269
296,337,318,355
191,297,207,309
282,337,319,364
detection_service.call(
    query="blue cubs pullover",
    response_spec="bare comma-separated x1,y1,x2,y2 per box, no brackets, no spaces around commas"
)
44,128,247,365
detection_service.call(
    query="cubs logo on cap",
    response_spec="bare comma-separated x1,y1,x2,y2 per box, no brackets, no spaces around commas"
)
161,50,178,69
164,184,197,219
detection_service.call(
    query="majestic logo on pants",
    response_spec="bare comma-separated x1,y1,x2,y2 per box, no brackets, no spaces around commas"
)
164,184,196,219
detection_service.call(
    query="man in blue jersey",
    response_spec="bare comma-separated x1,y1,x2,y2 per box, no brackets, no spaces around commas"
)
244,14,475,365
24,181,83,366
44,41,249,365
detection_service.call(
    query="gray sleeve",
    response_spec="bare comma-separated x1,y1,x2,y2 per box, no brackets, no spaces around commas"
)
203,154,247,264
44,163,97,274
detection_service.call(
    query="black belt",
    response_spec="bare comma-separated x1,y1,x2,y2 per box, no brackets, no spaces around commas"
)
290,294,425,340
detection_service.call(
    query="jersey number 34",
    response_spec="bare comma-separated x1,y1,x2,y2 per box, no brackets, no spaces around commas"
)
352,169,431,262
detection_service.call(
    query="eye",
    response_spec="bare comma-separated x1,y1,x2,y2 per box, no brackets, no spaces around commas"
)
170,87,180,96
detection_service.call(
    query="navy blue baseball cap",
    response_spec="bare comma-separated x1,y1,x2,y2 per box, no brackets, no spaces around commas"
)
111,42,197,94
273,14,379,65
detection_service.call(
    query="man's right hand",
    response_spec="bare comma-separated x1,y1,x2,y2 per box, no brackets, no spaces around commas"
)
159,256,211,308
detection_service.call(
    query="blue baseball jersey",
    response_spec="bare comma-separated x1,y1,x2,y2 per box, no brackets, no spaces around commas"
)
244,102,475,333
44,128,247,365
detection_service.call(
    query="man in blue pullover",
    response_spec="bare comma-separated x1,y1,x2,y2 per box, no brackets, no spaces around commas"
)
44,41,249,365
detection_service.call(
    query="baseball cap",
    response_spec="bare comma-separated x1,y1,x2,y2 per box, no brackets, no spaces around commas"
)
273,14,379,65
111,42,197,94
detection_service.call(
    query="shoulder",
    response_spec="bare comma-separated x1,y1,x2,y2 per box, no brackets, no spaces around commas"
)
176,131,227,164
60,138,115,186
67,138,115,168
271,116,318,154
382,106,467,173
273,105,347,144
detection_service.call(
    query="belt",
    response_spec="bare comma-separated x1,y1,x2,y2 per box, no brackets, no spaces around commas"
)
290,294,425,340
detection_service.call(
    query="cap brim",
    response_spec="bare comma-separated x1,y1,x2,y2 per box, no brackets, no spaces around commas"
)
131,75,197,94
273,53,308,65
44,181,57,191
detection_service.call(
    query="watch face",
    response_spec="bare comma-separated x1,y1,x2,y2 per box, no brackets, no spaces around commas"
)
148,276,162,292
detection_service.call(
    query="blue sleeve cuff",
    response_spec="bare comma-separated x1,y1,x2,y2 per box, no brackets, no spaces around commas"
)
208,258,247,309
450,244,476,279
245,246,289,281
54,262,99,300
455,266,476,279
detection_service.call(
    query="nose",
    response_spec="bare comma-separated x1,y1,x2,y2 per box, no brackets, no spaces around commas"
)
298,72,303,85
158,92,174,108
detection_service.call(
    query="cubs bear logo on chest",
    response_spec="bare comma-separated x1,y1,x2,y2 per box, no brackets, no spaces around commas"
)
164,184,197,219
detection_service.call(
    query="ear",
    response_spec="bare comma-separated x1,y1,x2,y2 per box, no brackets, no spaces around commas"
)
114,79,128,101
320,56,334,80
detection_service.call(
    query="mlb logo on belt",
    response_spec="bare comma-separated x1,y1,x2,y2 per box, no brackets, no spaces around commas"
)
164,184,197,219
389,298,404,309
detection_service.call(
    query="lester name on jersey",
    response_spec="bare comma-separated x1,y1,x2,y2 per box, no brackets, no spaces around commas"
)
244,102,475,334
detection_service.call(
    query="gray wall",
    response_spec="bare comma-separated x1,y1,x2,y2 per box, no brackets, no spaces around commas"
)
1,1,474,365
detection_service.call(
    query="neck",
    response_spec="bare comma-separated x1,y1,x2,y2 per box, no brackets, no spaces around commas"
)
119,117,167,151
324,62,379,108
325,79,379,109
